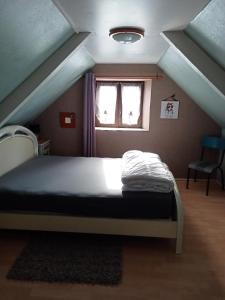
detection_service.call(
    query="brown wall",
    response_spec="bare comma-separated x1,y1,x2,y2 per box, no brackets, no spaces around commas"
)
36,64,220,177
36,78,84,157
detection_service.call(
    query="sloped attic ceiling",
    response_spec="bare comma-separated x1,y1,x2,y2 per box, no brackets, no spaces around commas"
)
159,0,225,129
0,0,94,127
1,0,224,129
54,0,210,63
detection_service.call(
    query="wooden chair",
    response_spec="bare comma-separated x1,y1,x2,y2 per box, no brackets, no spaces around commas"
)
186,136,225,196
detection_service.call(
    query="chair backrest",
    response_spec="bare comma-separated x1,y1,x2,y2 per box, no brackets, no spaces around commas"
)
202,136,225,150
201,136,225,166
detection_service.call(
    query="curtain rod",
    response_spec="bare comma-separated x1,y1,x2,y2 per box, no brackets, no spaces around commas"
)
96,74,163,81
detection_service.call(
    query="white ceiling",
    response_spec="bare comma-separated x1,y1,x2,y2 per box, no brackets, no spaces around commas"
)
53,0,210,64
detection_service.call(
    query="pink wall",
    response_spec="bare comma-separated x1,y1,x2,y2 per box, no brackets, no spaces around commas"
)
35,64,220,177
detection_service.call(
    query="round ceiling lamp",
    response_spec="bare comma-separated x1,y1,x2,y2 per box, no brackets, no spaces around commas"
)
109,27,144,44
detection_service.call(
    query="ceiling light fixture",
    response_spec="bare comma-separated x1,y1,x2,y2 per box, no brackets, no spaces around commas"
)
109,27,144,44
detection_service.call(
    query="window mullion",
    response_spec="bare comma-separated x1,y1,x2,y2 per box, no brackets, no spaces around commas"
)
137,82,144,128
113,83,118,127
117,83,122,127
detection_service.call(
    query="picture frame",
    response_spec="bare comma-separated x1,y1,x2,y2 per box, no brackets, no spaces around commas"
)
160,100,179,119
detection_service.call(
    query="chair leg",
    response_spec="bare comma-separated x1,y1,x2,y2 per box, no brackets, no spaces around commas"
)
206,174,211,196
186,168,191,189
194,170,198,182
219,167,225,190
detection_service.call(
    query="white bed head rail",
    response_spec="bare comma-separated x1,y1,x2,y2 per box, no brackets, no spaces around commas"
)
0,125,38,177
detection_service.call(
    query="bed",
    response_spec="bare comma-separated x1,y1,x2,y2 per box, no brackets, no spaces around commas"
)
0,125,183,253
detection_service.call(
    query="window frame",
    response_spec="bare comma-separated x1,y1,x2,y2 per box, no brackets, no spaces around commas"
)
95,80,144,129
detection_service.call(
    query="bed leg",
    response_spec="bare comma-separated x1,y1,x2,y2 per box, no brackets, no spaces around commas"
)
174,180,184,254
176,234,183,254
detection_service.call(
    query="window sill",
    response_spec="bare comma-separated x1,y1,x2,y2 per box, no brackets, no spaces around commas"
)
95,127,149,132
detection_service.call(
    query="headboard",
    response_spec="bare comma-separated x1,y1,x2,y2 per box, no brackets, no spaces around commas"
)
0,125,38,177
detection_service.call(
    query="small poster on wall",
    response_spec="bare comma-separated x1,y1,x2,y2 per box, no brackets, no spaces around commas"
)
160,100,179,119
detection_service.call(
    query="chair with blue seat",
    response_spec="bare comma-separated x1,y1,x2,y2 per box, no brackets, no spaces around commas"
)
186,136,225,196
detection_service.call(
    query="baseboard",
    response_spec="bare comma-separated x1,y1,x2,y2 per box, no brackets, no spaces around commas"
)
175,178,209,182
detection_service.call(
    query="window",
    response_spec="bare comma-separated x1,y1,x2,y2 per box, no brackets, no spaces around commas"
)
95,81,144,128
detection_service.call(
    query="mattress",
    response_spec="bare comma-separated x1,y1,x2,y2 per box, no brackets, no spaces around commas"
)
0,156,176,220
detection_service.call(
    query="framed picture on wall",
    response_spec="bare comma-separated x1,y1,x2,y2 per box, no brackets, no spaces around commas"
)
160,100,179,119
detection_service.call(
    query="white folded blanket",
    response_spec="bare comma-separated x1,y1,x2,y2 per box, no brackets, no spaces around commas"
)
121,150,174,193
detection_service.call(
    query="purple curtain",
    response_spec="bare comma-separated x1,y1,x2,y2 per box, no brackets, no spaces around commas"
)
83,72,96,157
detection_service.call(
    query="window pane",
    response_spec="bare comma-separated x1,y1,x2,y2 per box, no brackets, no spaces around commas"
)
96,85,117,124
121,84,141,125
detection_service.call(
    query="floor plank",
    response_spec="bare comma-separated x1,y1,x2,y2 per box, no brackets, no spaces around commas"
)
0,181,225,300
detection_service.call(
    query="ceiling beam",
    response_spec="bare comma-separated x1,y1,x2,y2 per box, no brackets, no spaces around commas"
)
161,31,225,100
0,32,90,127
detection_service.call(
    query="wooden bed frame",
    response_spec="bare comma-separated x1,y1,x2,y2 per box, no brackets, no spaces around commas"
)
0,125,183,254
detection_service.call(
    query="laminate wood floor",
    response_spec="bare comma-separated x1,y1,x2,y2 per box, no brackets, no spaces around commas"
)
0,181,225,300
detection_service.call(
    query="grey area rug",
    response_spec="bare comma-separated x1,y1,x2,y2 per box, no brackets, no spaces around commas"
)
7,233,122,285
